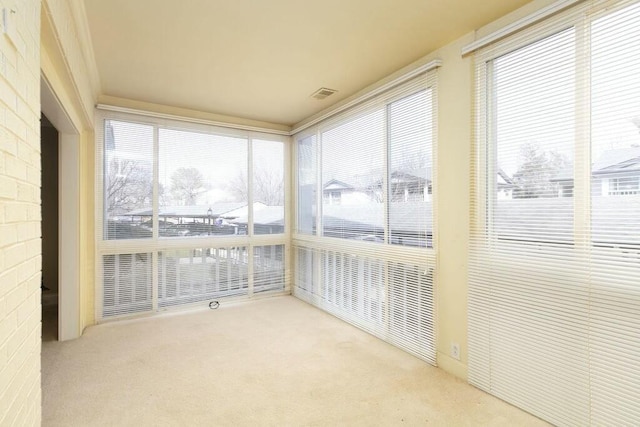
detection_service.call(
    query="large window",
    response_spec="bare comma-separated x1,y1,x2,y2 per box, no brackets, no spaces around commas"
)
97,115,288,318
469,1,640,425
293,70,438,365
296,80,435,248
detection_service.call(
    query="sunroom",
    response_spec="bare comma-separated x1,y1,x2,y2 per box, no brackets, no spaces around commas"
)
1,0,639,425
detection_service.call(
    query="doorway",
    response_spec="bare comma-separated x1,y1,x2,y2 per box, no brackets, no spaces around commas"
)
41,113,59,341
40,75,81,341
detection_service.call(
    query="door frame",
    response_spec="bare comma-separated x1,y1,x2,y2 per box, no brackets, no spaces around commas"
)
41,75,81,341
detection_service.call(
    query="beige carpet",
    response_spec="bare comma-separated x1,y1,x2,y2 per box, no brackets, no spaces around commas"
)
42,296,547,426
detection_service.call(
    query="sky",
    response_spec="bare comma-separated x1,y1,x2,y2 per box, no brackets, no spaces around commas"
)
494,2,640,177
108,122,284,205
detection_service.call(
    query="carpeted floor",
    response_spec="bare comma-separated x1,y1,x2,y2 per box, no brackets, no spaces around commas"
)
41,296,548,426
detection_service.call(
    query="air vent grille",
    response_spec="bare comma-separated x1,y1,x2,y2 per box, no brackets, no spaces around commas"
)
311,87,337,100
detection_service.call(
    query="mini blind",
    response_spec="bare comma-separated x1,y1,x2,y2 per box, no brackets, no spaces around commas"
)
293,71,437,364
469,0,640,425
96,114,289,319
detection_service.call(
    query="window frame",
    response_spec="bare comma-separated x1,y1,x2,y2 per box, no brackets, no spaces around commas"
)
293,71,438,252
94,109,291,320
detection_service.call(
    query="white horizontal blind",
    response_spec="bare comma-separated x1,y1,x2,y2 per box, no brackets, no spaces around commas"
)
103,253,153,317
96,114,289,319
470,0,640,425
253,244,285,293
389,89,434,247
293,72,437,364
158,246,249,307
103,121,154,240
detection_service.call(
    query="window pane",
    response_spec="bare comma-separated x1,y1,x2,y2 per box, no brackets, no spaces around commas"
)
591,2,640,246
103,252,153,316
252,140,285,235
104,120,154,240
321,109,385,241
253,244,285,293
388,89,433,248
492,29,575,242
158,129,248,237
158,246,249,307
297,135,316,235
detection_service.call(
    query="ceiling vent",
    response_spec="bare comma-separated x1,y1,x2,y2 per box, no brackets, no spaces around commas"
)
311,87,337,100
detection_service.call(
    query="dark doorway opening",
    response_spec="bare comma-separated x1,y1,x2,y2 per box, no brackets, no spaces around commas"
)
41,113,59,342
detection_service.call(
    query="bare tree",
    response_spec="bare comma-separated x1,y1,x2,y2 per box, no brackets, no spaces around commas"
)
227,167,284,205
105,157,153,214
512,142,567,198
170,167,208,205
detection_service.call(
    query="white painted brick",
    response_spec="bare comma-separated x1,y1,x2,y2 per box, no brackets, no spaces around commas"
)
4,203,28,223
4,109,26,141
17,182,36,202
15,291,35,324
0,77,17,110
16,222,37,241
25,164,39,185
0,175,17,199
3,244,27,272
0,268,18,297
4,282,26,314
15,262,33,289
0,337,38,423
16,140,34,163
0,310,17,346
0,0,42,423
3,154,27,181
0,224,17,246
26,205,39,222
4,317,31,365
0,128,17,155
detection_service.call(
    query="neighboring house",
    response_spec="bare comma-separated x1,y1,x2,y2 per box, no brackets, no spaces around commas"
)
497,168,519,200
548,146,640,197
324,170,432,205
389,170,432,202
232,205,285,235
592,146,640,196
322,179,373,205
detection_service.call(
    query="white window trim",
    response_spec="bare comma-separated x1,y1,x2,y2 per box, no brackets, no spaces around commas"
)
94,109,291,321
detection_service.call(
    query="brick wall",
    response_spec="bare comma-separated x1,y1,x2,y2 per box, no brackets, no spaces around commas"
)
0,0,42,425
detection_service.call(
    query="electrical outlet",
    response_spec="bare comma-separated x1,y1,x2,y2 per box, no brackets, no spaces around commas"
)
451,342,460,360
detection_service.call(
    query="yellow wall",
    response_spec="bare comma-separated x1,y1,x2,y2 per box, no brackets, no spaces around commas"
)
433,34,475,379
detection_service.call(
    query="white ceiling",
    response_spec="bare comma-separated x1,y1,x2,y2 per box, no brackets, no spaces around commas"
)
83,0,531,126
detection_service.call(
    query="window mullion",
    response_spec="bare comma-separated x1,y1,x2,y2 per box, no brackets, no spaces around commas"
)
574,17,592,250
248,137,254,296
384,105,390,244
152,125,159,311
485,61,498,244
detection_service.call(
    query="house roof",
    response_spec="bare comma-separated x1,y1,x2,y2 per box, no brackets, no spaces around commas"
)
232,206,285,226
592,146,640,175
125,202,246,218
323,179,356,191
231,202,433,233
546,146,640,183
